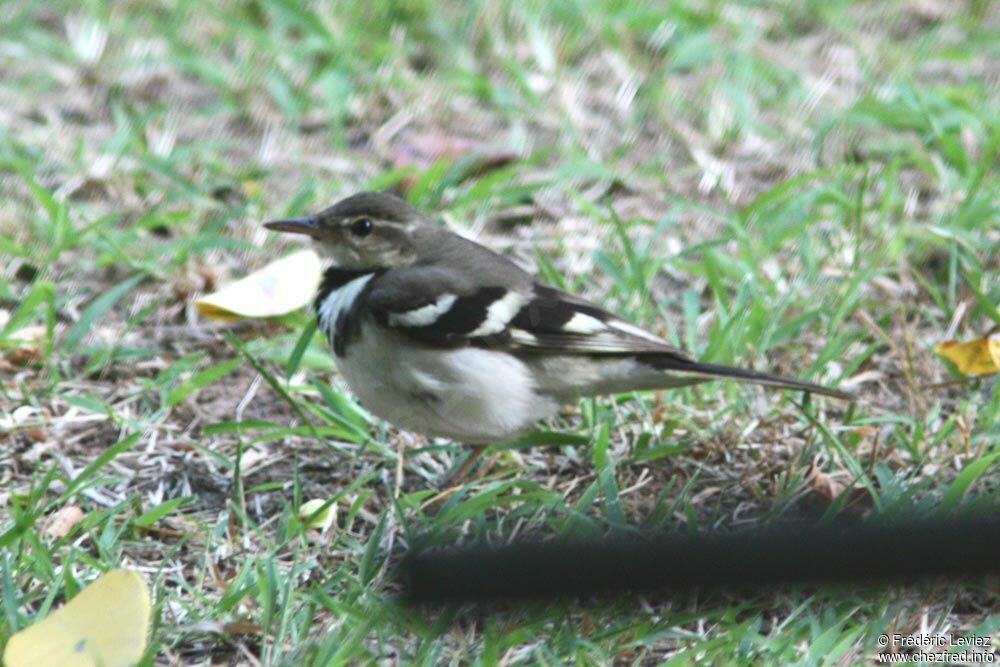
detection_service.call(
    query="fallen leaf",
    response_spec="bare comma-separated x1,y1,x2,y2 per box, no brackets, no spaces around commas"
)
391,130,481,166
44,505,85,539
805,462,845,502
20,426,48,444
390,129,517,192
4,347,44,366
804,463,872,516
195,249,321,321
299,498,338,532
933,331,1000,375
0,323,47,366
3,568,151,667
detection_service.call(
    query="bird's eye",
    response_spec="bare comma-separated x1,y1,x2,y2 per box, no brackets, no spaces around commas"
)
350,217,374,237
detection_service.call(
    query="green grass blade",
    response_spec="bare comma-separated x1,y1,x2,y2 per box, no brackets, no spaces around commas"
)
62,274,145,350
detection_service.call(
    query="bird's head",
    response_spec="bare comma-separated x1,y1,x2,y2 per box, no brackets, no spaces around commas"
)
264,191,427,270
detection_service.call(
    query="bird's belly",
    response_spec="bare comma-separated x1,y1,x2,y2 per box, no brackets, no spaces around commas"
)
337,326,558,443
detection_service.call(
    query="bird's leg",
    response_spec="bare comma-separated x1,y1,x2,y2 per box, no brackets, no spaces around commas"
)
394,434,408,499
440,444,489,487
422,445,495,513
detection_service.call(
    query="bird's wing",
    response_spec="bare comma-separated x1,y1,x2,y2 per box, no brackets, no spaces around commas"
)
499,284,689,356
366,270,851,398
366,269,691,359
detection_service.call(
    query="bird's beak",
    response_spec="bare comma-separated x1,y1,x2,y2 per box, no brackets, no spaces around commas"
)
263,216,321,238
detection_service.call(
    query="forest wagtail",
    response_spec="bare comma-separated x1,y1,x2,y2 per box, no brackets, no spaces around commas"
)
266,192,849,475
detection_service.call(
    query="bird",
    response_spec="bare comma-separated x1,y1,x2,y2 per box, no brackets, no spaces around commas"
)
265,191,850,477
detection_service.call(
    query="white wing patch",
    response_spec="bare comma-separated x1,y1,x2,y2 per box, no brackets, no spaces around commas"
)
509,329,541,346
317,273,375,343
607,319,668,343
469,290,526,337
562,312,607,334
388,294,458,327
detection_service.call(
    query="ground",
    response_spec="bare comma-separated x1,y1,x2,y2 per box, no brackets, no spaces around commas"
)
1,0,999,664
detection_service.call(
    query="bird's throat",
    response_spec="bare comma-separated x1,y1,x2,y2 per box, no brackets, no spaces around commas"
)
314,266,382,357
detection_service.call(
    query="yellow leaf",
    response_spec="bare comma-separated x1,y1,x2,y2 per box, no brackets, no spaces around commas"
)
195,249,321,321
933,333,1000,375
299,498,338,532
3,569,151,667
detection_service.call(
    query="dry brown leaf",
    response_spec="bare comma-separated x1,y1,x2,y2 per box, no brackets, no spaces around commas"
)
4,348,44,366
44,505,85,539
390,129,517,192
1,324,47,366
804,463,872,516
391,130,482,166
805,463,846,502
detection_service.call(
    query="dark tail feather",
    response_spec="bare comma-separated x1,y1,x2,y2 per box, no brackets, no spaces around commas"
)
656,358,853,400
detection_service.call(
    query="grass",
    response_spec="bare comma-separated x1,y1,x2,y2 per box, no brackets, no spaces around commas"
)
1,0,999,663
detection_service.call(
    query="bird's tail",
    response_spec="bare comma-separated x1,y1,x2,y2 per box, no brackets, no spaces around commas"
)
654,357,853,400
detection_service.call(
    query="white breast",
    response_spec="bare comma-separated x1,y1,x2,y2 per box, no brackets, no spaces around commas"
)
316,273,375,347
336,322,559,443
